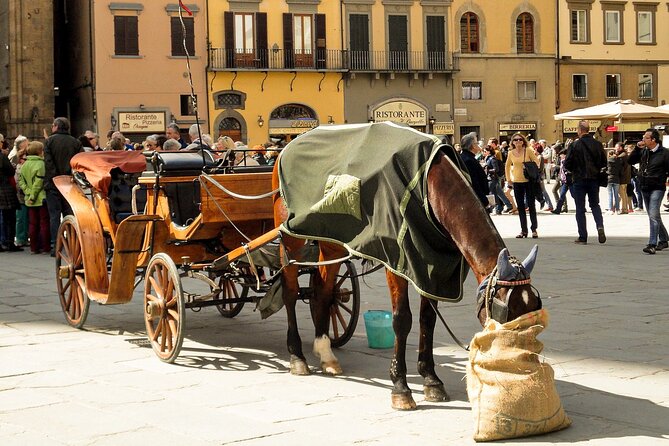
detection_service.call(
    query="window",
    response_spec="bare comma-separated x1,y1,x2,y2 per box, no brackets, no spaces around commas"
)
426,16,446,70
462,81,482,100
460,12,479,53
294,14,313,67
114,16,139,56
516,13,534,53
282,13,326,69
170,17,194,56
349,14,370,70
605,74,620,99
637,11,653,43
180,94,197,116
570,9,588,43
388,15,408,70
572,74,587,99
459,126,480,141
235,13,254,54
517,81,537,101
224,12,268,69
639,74,653,99
604,11,621,43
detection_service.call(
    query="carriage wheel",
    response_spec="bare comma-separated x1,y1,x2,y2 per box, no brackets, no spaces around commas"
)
310,260,361,348
55,215,90,329
143,253,185,363
214,275,248,318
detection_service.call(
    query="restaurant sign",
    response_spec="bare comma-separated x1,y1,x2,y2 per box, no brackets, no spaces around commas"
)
269,118,318,135
119,112,166,133
373,101,427,126
499,122,537,131
562,119,601,133
433,122,454,135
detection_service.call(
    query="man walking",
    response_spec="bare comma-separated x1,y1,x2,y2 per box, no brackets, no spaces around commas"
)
628,129,669,254
44,117,83,254
564,120,607,245
459,132,489,208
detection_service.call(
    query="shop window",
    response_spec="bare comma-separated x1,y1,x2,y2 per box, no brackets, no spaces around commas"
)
517,81,536,101
460,12,479,53
462,81,482,100
114,16,139,56
605,74,620,99
639,74,653,99
171,17,195,56
516,13,534,53
572,74,587,99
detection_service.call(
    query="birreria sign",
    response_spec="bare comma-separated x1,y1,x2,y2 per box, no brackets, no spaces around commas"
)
373,102,427,126
119,112,166,133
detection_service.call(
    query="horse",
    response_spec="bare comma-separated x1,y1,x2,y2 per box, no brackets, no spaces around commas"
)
272,142,542,410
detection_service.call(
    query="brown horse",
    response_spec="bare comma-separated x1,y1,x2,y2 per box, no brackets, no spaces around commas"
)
272,148,542,410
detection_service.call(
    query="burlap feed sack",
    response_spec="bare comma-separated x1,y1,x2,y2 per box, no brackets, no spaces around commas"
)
466,309,571,442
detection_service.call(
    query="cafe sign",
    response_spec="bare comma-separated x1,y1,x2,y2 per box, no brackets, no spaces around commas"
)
373,101,427,126
118,112,166,133
562,119,601,133
433,122,454,135
269,118,318,135
499,122,537,131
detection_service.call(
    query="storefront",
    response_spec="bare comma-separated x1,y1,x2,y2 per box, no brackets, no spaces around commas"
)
369,100,428,133
432,122,455,143
267,104,319,145
498,122,537,143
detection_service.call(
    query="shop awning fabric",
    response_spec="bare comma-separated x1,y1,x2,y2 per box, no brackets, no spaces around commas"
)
554,99,669,121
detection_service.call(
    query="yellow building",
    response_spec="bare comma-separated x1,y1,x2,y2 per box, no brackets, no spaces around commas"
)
557,0,666,141
449,0,558,143
207,0,344,146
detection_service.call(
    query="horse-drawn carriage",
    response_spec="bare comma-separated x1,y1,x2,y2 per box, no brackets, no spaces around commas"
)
53,148,360,363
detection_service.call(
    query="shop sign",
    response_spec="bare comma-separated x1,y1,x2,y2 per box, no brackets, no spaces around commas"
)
373,102,426,126
118,112,166,133
269,118,318,135
613,121,651,132
562,119,601,133
499,122,537,131
433,122,454,135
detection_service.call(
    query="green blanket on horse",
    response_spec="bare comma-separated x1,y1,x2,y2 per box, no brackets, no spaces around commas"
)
277,122,469,301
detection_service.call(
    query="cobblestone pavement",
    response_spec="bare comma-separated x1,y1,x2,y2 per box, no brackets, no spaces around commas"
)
1,191,668,445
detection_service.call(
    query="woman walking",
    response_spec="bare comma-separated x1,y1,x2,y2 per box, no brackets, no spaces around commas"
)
505,133,540,238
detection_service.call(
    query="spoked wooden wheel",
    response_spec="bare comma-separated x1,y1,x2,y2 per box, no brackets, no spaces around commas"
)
310,260,361,348
215,275,248,318
143,253,185,363
55,215,90,329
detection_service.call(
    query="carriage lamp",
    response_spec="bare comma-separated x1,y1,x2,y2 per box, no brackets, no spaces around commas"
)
110,114,117,130
429,116,436,126
368,117,374,123
328,115,334,124
257,115,264,127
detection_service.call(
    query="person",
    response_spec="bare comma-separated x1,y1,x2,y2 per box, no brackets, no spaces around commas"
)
459,132,490,209
251,144,268,165
505,132,540,238
166,123,187,149
0,141,21,251
143,134,159,151
162,139,182,151
184,124,206,151
78,135,95,152
564,120,606,245
44,117,83,253
606,148,623,215
155,135,167,151
19,141,50,254
108,136,126,151
483,146,512,214
628,128,669,254
540,140,554,183
9,136,30,247
550,150,572,215
618,143,633,214
533,144,554,211
84,130,102,151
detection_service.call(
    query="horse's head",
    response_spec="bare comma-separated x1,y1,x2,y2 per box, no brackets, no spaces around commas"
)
476,245,542,325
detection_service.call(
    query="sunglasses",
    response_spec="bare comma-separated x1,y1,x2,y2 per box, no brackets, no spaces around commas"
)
512,138,523,142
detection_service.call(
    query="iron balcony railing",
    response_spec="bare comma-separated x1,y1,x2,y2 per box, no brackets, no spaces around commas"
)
209,48,458,72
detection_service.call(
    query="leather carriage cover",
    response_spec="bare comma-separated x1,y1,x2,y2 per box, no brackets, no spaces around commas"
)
70,150,146,196
278,122,468,301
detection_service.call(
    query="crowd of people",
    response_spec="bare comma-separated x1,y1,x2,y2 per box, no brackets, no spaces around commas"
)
0,118,280,255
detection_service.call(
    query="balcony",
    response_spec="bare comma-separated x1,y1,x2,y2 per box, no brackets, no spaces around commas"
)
209,48,458,73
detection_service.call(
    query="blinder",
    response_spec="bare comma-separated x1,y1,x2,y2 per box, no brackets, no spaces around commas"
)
475,266,542,324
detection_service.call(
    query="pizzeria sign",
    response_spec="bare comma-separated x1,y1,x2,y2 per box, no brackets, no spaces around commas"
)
119,112,166,133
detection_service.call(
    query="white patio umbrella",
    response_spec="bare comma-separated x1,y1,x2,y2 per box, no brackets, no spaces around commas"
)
554,99,669,121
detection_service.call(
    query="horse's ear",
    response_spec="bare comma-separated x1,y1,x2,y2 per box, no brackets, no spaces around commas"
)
521,244,539,274
496,248,515,280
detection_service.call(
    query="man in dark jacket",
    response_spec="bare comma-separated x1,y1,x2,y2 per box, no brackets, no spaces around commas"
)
44,117,83,253
564,120,607,245
628,128,669,254
459,132,489,209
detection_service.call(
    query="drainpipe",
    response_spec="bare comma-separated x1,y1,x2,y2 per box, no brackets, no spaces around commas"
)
89,1,97,133
555,0,560,113
205,0,211,133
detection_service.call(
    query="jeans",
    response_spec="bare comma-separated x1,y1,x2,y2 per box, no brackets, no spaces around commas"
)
539,181,553,209
631,177,643,209
489,178,512,213
554,182,570,214
46,188,73,245
641,189,668,246
0,209,17,247
15,203,29,244
513,182,537,234
571,179,604,241
28,205,51,253
607,183,620,212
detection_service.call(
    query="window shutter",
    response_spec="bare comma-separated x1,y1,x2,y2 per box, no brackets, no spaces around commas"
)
388,15,407,70
171,17,183,56
114,16,125,55
185,18,195,55
127,16,139,56
283,13,294,68
224,11,235,68
426,16,445,70
315,13,326,69
256,13,268,68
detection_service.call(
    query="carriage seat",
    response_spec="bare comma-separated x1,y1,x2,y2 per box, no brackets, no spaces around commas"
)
109,168,146,223
154,150,217,177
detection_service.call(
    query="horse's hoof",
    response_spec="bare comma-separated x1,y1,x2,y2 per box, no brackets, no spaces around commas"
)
391,392,417,411
289,357,311,376
321,360,342,375
424,384,450,402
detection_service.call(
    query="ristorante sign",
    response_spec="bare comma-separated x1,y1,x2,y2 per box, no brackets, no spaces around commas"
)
119,112,166,133
373,102,427,126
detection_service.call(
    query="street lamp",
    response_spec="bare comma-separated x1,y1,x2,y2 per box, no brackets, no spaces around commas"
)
328,115,334,124
110,114,117,130
257,115,264,127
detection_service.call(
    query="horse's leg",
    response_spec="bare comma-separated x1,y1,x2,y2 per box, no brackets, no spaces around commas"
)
418,297,449,402
386,270,416,410
281,238,310,375
310,242,344,375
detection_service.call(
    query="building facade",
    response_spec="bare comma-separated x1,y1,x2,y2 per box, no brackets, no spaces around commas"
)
557,0,668,141
207,0,345,146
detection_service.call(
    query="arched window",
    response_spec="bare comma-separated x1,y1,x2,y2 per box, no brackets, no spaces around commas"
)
460,12,479,53
516,13,534,53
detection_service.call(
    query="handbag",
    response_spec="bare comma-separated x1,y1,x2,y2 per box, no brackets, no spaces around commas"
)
522,150,541,183
597,169,607,188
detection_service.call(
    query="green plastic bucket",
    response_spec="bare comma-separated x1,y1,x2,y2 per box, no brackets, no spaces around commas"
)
363,310,394,349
